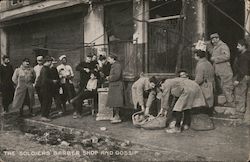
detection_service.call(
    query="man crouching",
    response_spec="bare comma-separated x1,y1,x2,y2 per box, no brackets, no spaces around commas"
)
158,70,206,133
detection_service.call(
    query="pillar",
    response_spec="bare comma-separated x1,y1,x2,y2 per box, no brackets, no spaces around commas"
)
84,4,106,58
0,28,8,60
133,0,149,75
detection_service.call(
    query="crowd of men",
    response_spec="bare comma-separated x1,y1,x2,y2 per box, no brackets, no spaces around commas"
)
0,53,112,122
0,32,249,132
132,33,250,133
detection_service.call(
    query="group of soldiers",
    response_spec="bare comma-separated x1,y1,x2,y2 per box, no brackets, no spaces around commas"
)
0,53,112,122
0,32,249,131
132,33,250,133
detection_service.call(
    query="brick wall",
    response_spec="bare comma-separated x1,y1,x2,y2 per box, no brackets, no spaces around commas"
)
6,12,84,84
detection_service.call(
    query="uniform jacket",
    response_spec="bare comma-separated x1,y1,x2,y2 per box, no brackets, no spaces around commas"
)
106,61,124,108
12,65,36,110
38,66,54,93
161,77,206,112
0,64,14,92
195,58,215,108
233,50,250,82
57,64,74,84
131,77,156,108
208,40,233,75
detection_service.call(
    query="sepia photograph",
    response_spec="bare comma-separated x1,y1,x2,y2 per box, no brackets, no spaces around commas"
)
0,0,250,161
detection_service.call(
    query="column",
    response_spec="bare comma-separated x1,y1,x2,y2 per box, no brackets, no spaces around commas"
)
84,4,106,57
133,0,149,75
0,28,8,60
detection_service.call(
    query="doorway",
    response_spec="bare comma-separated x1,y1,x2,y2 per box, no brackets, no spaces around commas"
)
206,0,245,64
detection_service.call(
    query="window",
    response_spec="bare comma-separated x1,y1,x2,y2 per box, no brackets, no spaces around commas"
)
147,0,184,74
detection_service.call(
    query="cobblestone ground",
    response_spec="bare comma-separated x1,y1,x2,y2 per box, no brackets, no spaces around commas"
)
0,113,200,162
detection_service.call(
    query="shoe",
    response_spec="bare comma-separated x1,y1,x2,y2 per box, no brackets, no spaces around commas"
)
58,111,63,115
182,125,189,130
165,127,181,133
73,112,78,119
111,119,122,124
40,117,51,122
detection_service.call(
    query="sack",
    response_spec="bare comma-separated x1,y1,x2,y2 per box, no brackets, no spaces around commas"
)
191,114,215,131
132,111,166,130
141,116,167,130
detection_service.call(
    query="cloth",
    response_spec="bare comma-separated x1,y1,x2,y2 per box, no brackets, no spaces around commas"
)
57,64,74,84
161,78,206,112
233,50,250,82
106,61,124,108
173,110,191,128
60,83,75,104
12,65,36,111
72,90,97,114
33,64,43,86
76,61,91,89
19,89,33,115
195,58,215,108
131,77,156,108
0,64,15,111
234,76,248,113
86,79,97,91
208,40,234,103
37,66,54,117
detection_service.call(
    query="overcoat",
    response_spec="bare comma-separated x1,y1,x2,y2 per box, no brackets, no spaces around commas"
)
161,77,206,112
208,40,233,77
131,77,156,108
106,61,124,108
12,65,36,110
195,58,215,108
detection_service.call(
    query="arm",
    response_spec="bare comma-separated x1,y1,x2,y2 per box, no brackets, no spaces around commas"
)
108,63,122,82
195,65,204,85
12,69,18,85
136,82,145,107
146,90,156,108
68,66,74,78
213,45,230,64
160,87,170,111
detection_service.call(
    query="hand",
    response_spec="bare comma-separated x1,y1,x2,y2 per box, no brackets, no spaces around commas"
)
106,76,110,80
210,56,215,62
84,68,90,73
144,107,149,115
53,80,58,83
233,81,239,86
158,109,167,117
141,106,145,112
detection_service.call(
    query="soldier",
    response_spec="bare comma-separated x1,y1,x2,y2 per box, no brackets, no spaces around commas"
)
38,56,55,122
12,58,36,117
106,54,124,124
207,33,234,107
158,70,206,133
0,55,15,114
131,75,158,115
194,50,215,115
33,55,44,106
57,55,75,110
232,39,250,119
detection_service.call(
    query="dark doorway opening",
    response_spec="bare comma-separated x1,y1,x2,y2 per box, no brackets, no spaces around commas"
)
206,0,245,64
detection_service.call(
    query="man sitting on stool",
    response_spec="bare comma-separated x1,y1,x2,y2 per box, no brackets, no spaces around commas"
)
71,71,98,119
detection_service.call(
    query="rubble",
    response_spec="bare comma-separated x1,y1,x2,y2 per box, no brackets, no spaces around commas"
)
100,127,107,131
60,141,70,146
